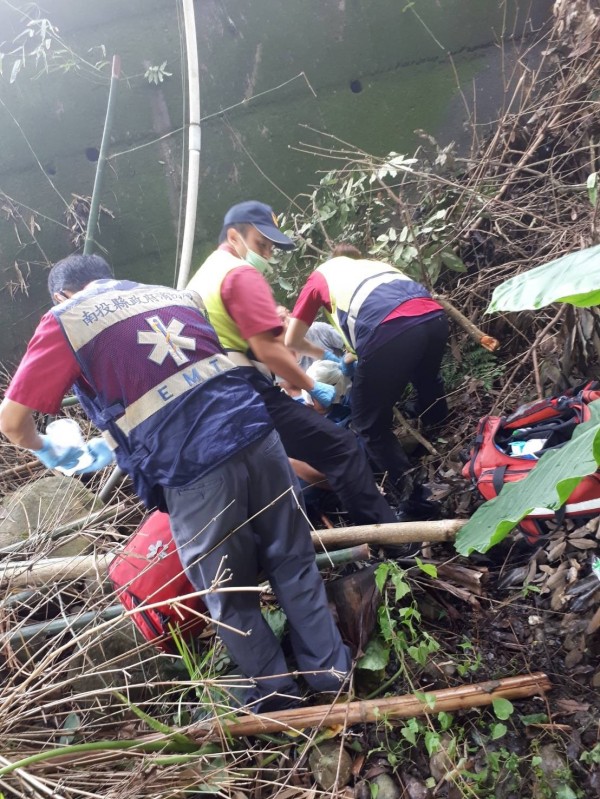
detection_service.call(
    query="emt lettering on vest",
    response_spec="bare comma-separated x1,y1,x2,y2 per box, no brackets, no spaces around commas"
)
0,252,351,714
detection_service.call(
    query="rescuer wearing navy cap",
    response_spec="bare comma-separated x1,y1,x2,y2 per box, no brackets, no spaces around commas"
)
220,200,295,250
187,201,396,526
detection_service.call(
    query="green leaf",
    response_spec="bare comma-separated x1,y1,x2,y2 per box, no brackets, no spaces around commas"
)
414,691,437,709
415,557,437,578
440,250,467,272
391,571,411,601
263,607,287,640
277,276,293,291
58,712,81,746
424,730,441,755
492,697,514,720
357,636,390,671
491,723,507,739
437,711,453,730
400,717,420,745
455,401,600,554
519,713,549,725
555,787,577,799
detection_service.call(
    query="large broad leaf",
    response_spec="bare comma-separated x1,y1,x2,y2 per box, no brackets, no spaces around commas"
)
486,243,600,312
455,401,600,555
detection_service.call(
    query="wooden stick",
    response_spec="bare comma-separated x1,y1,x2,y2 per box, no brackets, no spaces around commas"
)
0,554,115,589
393,408,439,456
0,543,375,590
433,294,500,352
189,672,551,739
0,460,41,481
311,519,464,549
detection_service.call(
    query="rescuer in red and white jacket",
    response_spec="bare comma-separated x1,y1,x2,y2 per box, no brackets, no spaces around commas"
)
286,245,449,514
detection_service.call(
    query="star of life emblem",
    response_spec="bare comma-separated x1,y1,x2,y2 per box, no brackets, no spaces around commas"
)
137,316,196,365
147,540,169,560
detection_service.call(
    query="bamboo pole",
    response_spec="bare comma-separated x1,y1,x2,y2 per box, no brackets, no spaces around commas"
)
315,543,370,568
0,554,115,588
0,521,459,586
9,605,123,644
0,504,133,557
83,55,121,255
190,672,551,739
14,673,551,771
0,545,371,590
176,0,201,289
310,519,464,549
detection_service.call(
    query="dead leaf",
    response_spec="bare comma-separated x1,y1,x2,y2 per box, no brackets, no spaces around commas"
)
554,698,590,714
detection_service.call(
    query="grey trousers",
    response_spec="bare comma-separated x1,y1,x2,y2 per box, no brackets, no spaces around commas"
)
163,429,350,709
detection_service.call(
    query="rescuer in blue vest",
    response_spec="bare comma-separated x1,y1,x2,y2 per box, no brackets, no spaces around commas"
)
0,253,351,713
286,246,449,514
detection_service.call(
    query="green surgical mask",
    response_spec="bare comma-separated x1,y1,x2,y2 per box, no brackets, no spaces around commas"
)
239,238,273,276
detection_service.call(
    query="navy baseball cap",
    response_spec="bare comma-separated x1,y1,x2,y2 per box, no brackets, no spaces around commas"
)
221,201,295,250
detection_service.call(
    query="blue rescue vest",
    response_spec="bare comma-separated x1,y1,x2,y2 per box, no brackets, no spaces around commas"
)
52,279,272,508
316,257,432,355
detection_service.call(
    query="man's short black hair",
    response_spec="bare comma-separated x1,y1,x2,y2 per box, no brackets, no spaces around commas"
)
48,254,114,297
218,222,251,245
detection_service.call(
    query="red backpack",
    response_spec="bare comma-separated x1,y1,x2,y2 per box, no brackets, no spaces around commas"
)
108,510,208,653
463,383,600,542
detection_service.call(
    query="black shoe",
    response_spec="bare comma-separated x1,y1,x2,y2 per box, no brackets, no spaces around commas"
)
394,498,441,522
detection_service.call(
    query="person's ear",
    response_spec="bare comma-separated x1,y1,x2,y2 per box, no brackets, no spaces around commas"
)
53,290,72,305
227,228,245,255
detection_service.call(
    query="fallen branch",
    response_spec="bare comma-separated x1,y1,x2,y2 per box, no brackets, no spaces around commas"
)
1,544,372,590
393,408,439,456
311,519,464,549
432,294,500,352
0,460,41,481
0,553,115,589
11,673,551,771
191,672,551,739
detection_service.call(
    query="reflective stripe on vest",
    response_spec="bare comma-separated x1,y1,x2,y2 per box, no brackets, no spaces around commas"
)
53,280,237,438
316,257,430,353
187,249,248,352
55,279,202,352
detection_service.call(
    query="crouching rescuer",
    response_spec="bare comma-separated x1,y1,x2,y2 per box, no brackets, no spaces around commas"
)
0,253,351,713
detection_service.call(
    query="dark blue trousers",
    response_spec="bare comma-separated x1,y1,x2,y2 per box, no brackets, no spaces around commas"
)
351,314,449,494
164,429,351,711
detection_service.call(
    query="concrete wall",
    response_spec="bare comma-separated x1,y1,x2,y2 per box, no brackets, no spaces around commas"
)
0,0,551,363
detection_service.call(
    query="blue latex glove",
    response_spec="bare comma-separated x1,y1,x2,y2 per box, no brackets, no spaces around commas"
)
73,437,116,474
341,359,356,378
322,350,343,365
30,435,84,471
309,381,336,409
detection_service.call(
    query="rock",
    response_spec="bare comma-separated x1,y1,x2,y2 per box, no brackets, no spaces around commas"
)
531,743,570,798
370,773,401,799
0,475,102,556
401,772,432,799
429,733,455,782
67,618,175,703
308,741,353,789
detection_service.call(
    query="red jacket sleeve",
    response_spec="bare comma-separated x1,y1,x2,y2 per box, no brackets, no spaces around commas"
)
221,266,283,340
5,312,82,414
291,271,331,326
